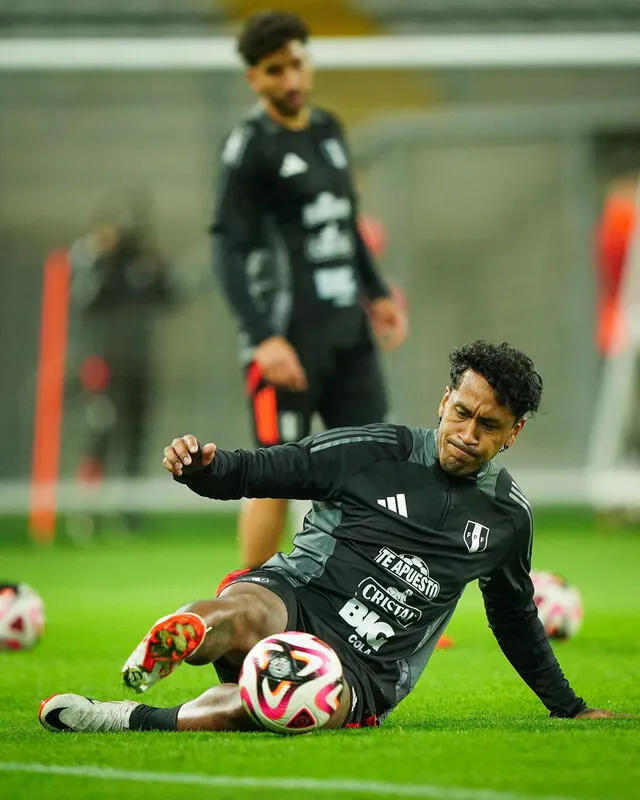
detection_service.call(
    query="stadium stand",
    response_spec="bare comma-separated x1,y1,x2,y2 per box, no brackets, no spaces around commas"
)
0,0,228,35
354,0,640,32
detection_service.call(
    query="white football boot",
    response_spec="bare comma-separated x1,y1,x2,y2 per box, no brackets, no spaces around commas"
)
121,611,208,693
39,694,138,733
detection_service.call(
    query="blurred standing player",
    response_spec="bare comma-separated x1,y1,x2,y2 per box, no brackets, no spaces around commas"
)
212,12,408,569
68,191,179,535
594,155,638,358
593,151,640,523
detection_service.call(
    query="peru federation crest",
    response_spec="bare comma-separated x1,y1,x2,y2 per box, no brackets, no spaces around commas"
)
464,520,490,553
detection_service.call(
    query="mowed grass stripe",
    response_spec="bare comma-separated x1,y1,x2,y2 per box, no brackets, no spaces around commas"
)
0,762,578,800
1,512,639,800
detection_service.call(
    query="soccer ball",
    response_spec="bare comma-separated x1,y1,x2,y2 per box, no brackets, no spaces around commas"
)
531,570,583,640
239,631,344,734
0,583,46,650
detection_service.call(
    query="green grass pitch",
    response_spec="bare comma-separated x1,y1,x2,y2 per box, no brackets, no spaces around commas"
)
1,509,639,800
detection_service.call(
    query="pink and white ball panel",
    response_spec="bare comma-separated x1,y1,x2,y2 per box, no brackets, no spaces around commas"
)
239,631,344,734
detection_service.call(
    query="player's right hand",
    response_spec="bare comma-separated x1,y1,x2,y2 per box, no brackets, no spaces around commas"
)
253,335,308,391
163,435,216,477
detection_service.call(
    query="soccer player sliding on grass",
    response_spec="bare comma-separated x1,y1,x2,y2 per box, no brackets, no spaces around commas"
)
40,341,634,733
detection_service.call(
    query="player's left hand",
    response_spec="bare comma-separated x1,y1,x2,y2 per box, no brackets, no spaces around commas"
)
574,708,639,719
368,294,408,352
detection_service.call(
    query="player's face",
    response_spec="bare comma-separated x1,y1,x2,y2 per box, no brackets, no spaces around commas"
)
247,40,313,118
436,369,526,476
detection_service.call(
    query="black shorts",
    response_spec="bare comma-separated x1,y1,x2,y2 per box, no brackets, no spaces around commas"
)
244,339,387,447
216,568,381,728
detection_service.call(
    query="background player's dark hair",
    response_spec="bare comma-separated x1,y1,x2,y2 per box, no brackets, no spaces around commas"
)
449,340,543,420
237,12,310,66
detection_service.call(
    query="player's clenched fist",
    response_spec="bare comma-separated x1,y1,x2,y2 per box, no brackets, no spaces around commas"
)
163,435,216,477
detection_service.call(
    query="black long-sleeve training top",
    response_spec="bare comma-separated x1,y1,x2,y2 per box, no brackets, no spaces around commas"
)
210,106,389,362
177,423,587,720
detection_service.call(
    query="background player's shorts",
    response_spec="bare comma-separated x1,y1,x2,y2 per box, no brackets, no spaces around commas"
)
216,567,381,728
245,340,387,447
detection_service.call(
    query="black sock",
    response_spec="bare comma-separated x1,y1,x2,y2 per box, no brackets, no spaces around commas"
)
129,703,182,731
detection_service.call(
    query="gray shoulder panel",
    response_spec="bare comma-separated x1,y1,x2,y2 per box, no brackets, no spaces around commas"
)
407,426,437,468
475,458,503,501
506,474,534,536
479,463,534,536
264,500,341,583
310,423,399,454
246,103,281,135
220,123,255,168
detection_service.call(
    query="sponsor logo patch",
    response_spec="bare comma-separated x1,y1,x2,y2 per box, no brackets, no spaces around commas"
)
374,548,440,600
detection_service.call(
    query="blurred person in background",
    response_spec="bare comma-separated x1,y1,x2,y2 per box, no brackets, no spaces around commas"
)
211,11,408,572
66,190,180,538
593,145,640,525
595,151,638,360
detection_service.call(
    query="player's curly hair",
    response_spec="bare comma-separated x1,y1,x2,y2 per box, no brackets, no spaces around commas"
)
449,340,543,420
237,12,310,66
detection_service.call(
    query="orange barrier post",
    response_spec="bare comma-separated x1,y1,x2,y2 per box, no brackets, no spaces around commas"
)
28,250,71,543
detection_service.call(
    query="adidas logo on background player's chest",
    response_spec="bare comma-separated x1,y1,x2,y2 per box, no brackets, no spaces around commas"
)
274,138,349,193
279,152,308,178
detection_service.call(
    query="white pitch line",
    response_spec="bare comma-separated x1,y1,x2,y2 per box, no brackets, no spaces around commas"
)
0,762,577,800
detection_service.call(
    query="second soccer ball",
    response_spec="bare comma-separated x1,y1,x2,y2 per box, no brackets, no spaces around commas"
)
531,570,583,640
0,582,46,650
